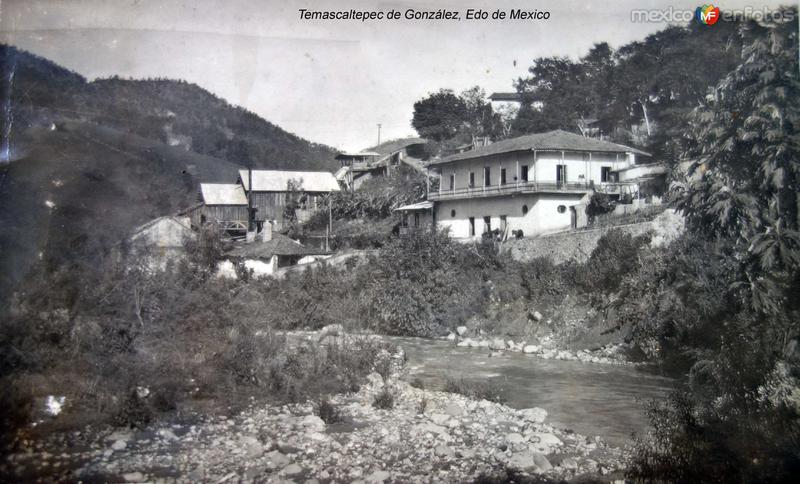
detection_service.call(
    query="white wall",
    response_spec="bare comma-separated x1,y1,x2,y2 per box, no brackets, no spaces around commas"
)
435,192,585,239
217,257,277,279
436,150,633,193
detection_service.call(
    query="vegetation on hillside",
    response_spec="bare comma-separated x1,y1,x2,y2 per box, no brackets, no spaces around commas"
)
1,44,337,171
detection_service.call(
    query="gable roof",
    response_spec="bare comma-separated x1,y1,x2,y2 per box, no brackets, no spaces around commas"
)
238,170,340,192
229,233,328,259
428,130,650,166
130,216,196,246
200,183,248,205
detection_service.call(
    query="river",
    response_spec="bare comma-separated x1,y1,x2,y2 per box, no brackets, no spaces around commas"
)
391,336,674,447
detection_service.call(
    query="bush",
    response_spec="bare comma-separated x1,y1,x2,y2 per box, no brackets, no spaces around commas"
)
372,388,395,409
575,229,651,296
443,377,506,404
315,398,343,424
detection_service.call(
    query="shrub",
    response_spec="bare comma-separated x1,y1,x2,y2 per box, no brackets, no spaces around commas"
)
315,398,343,424
443,377,506,404
575,229,651,296
372,388,395,410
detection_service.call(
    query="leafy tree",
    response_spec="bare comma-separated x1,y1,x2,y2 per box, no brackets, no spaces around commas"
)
411,89,468,142
629,9,800,481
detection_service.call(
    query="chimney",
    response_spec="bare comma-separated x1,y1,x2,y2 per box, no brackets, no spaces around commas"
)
260,221,273,242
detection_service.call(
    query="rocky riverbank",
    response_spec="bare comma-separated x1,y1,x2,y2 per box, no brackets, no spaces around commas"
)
3,374,629,483
447,328,633,366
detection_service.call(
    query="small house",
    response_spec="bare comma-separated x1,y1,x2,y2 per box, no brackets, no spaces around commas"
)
128,216,196,269
217,224,329,279
335,138,427,190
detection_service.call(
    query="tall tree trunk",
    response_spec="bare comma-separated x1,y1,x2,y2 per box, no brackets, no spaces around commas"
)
640,100,651,136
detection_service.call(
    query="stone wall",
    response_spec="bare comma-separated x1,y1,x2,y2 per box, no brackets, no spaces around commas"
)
502,209,684,264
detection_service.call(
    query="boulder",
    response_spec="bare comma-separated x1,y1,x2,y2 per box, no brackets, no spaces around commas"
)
518,407,548,423
264,450,291,469
365,470,391,483
532,453,553,472
111,440,127,451
457,339,473,347
446,333,456,341
506,432,525,444
122,472,145,483
456,326,468,336
507,450,539,470
299,415,326,431
435,445,456,458
429,413,450,425
489,339,507,350
282,463,303,476
523,345,541,354
444,402,464,417
530,310,543,322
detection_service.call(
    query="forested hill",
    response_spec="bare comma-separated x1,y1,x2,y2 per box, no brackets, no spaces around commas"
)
1,44,338,171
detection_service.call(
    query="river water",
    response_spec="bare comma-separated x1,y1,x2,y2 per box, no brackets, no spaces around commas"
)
391,336,674,447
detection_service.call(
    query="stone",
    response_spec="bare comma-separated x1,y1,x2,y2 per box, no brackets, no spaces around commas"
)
365,470,391,483
506,432,525,444
507,450,538,470
264,450,291,469
519,407,548,423
560,457,578,470
429,413,450,425
523,345,541,354
111,440,127,451
530,432,563,451
299,415,326,431
457,339,472,347
489,339,506,350
366,372,384,387
530,310,543,321
444,402,464,417
157,429,178,441
240,435,264,459
446,333,456,341
122,472,145,482
456,326,468,336
282,463,303,475
532,453,553,472
435,445,456,458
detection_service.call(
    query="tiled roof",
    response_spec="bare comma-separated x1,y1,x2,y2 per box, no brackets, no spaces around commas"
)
489,92,522,102
200,183,248,205
428,130,650,166
238,170,340,192
229,233,328,259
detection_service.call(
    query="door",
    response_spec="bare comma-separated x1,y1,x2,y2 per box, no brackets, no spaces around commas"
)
557,164,567,188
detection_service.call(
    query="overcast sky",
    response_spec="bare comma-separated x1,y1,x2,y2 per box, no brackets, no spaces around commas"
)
0,0,789,151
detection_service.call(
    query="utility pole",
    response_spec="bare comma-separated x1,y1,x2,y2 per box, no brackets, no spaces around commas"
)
377,123,381,145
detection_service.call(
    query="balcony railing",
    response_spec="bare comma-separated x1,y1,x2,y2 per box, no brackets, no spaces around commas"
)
428,181,633,201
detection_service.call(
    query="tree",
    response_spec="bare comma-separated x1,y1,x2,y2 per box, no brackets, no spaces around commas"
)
459,86,500,141
411,89,468,142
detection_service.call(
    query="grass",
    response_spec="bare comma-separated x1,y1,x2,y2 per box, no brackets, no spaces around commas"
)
372,388,395,410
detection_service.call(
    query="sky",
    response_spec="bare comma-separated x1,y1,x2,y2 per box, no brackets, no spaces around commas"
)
0,0,791,152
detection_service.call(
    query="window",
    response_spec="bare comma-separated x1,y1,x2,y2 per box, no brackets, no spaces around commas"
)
500,215,507,233
557,164,567,184
522,204,529,215
557,205,567,213
521,165,529,182
469,172,475,188
500,168,507,185
601,166,612,183
449,174,455,190
484,167,491,187
450,209,456,217
483,216,492,234
469,217,475,236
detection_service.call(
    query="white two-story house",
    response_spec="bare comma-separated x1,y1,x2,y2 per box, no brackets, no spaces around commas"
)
425,130,650,239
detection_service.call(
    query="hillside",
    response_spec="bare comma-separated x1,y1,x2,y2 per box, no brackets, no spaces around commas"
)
1,44,338,171
0,44,340,299
0,121,243,300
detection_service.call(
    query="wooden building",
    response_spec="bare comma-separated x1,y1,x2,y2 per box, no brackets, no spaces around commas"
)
237,169,340,229
196,183,249,234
